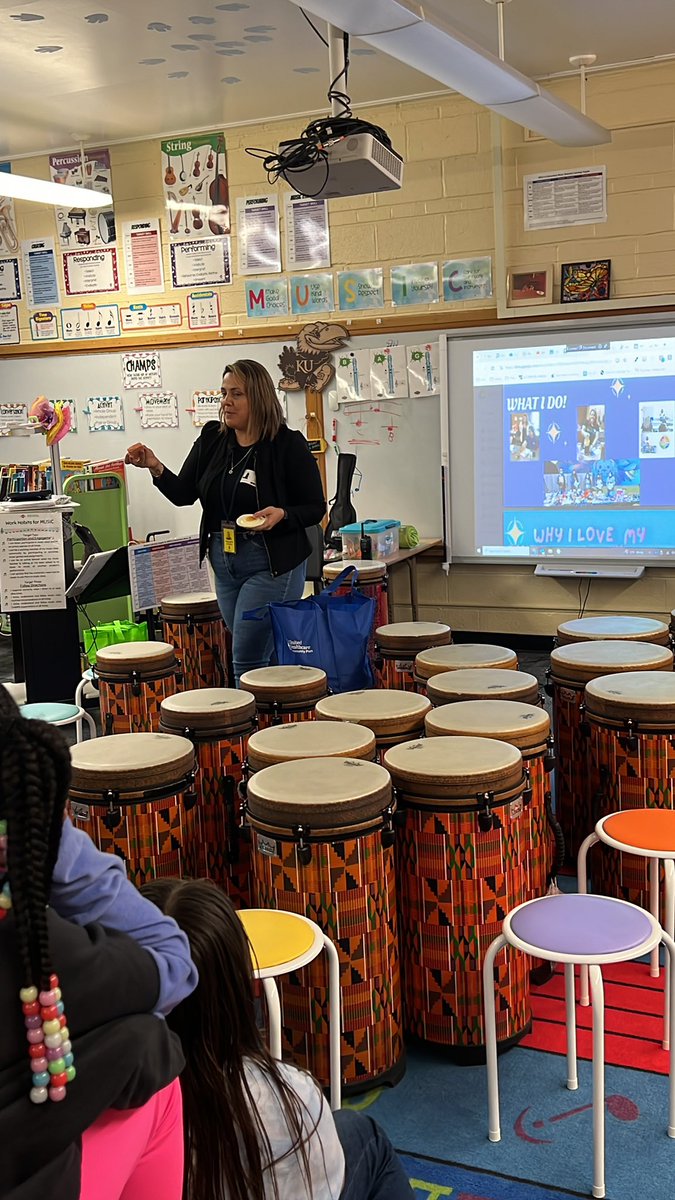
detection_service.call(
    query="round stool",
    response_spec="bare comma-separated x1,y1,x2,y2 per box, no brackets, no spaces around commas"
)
20,700,96,744
578,809,675,1027
483,893,675,1199
239,908,341,1110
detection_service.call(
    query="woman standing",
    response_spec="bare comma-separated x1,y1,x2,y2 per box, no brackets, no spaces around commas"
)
126,360,325,685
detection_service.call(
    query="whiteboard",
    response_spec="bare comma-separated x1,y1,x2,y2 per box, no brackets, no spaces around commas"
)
0,330,443,544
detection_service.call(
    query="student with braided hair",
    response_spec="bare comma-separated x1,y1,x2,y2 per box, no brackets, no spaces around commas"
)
0,688,198,1200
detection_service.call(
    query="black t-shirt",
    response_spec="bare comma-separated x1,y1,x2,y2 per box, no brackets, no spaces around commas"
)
204,435,260,530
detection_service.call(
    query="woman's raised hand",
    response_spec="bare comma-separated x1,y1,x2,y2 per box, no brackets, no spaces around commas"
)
125,443,163,477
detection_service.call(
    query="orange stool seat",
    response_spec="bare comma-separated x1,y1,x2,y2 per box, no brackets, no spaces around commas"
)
602,809,675,856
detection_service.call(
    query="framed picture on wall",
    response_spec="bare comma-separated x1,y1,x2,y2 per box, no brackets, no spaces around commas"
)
507,266,553,307
560,259,611,303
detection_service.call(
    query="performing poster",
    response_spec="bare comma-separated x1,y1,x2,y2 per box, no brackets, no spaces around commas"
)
121,350,162,390
29,310,59,341
170,237,231,288
290,273,333,316
0,196,19,256
49,147,115,249
237,195,281,275
161,132,229,240
137,392,179,430
0,509,66,612
284,193,330,270
121,303,182,331
407,342,440,395
0,257,21,301
0,303,20,346
21,238,60,307
191,391,221,427
122,219,164,294
337,269,384,312
85,395,124,433
524,166,606,231
187,290,220,329
390,262,439,306
63,247,119,296
443,257,493,301
61,304,120,341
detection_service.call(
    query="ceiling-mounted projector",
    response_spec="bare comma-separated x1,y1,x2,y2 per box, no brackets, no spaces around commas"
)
278,131,403,199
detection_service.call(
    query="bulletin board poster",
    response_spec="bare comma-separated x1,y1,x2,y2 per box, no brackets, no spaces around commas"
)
0,303,20,346
121,350,162,390
161,132,230,240
192,391,221,427
443,257,493,302
138,392,179,430
86,395,124,433
0,194,18,256
337,269,384,312
49,147,115,250
0,256,21,301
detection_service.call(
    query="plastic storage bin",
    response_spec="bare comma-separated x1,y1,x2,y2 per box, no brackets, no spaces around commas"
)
339,520,400,561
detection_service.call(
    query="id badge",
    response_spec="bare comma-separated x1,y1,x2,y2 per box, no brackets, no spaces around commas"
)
221,520,237,554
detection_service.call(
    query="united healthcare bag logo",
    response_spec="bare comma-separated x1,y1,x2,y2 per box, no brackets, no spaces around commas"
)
287,639,313,655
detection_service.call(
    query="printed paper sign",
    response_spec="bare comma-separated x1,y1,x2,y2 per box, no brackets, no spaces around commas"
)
61,304,120,341
122,219,164,294
0,402,27,431
0,194,18,256
191,391,221,427
161,132,229,240
391,263,439,306
0,303,20,346
335,350,372,403
337,269,384,312
370,346,408,399
0,257,21,301
122,351,162,390
22,238,60,307
524,166,607,231
237,195,281,275
187,290,220,330
443,257,493,301
407,343,440,395
137,392,179,430
290,273,333,316
63,247,119,296
50,147,115,249
245,279,289,319
0,509,66,612
170,237,231,288
284,193,330,271
29,310,59,341
121,303,182,331
86,395,124,433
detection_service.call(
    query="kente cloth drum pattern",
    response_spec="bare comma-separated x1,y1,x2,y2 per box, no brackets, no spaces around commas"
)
252,832,402,1090
71,794,197,888
377,655,417,693
99,673,179,735
396,806,530,1048
162,615,230,691
551,681,591,861
182,731,252,907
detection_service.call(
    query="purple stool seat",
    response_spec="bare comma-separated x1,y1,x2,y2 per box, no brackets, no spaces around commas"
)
509,894,654,959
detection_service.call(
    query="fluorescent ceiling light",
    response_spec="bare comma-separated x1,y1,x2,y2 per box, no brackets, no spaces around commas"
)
0,173,111,208
289,0,611,146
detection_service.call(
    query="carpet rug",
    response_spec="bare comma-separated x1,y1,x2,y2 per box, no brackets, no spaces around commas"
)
398,1154,588,1199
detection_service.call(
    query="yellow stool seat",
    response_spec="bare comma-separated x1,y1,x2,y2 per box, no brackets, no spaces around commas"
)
602,809,675,856
239,909,318,971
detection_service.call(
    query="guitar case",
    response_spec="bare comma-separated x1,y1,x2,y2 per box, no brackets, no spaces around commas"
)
324,453,357,548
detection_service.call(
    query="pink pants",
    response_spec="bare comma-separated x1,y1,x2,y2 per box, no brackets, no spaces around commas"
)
79,1079,184,1200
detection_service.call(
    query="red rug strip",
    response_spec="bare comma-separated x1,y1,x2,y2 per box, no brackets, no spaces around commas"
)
522,960,670,1074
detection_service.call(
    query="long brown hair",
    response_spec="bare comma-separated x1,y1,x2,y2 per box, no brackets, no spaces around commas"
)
141,879,319,1200
221,359,285,441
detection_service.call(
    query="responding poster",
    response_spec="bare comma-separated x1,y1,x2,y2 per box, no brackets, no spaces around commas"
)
49,147,116,250
161,132,229,240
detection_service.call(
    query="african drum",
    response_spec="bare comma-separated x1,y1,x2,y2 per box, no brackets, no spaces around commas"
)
414,643,518,688
548,640,673,860
555,615,670,648
159,687,256,905
585,670,675,908
375,621,451,691
426,668,541,708
246,757,403,1091
245,720,376,774
384,736,530,1056
239,665,328,728
315,688,431,759
96,641,180,735
160,591,230,690
69,732,196,886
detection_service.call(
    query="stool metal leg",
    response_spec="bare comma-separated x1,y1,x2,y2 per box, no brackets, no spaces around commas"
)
663,930,675,1138
322,934,342,1112
483,932,507,1143
78,709,97,743
564,961,578,1090
577,833,599,1007
650,857,661,977
665,867,675,1053
262,977,282,1060
589,964,605,1199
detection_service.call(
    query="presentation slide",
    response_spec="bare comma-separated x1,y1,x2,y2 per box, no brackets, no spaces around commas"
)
447,327,675,562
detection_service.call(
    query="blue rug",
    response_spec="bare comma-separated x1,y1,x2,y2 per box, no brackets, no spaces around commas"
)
399,1154,587,1199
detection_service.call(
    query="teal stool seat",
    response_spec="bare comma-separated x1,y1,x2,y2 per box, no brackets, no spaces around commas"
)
21,702,81,722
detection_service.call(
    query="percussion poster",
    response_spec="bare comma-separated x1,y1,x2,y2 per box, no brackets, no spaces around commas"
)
160,132,230,241
49,147,115,250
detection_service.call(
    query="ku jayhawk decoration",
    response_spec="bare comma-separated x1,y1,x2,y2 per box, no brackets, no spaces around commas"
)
278,321,350,393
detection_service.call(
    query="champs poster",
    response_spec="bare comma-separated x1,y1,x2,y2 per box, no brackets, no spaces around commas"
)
160,132,230,241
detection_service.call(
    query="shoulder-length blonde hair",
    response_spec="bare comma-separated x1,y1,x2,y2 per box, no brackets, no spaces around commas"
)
221,360,285,441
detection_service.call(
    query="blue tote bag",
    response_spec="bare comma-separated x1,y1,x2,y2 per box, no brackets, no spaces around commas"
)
251,566,375,693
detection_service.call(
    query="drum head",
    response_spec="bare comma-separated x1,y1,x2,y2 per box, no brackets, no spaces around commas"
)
323,559,386,581
95,640,176,674
415,643,517,680
160,591,220,619
247,720,375,771
427,668,540,706
315,689,431,735
556,615,670,645
70,732,194,794
160,687,256,732
239,665,327,703
550,639,673,685
585,670,675,725
425,699,550,752
375,621,451,652
246,757,391,830
383,735,523,804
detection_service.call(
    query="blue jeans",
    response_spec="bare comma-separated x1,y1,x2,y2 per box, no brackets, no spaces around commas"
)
334,1109,415,1200
209,533,306,685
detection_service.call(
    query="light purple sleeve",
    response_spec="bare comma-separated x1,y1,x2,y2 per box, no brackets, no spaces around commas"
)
50,818,198,1015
